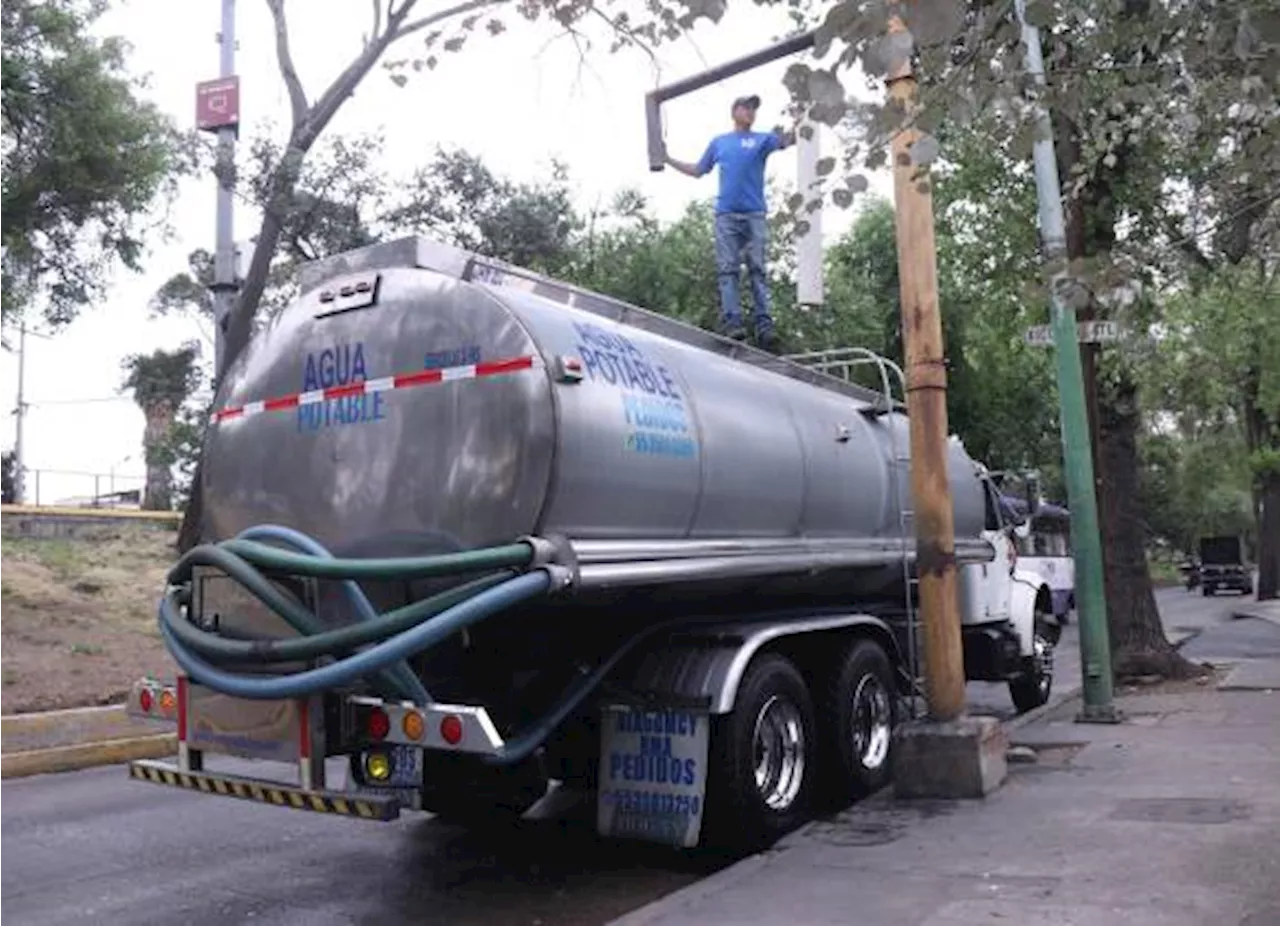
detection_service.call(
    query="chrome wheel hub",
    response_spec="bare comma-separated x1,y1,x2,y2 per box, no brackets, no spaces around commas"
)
1033,629,1054,696
851,674,893,771
752,695,806,811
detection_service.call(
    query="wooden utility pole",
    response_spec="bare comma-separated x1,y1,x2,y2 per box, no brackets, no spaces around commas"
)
885,15,966,722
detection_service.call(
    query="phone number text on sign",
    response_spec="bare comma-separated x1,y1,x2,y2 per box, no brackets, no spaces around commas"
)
597,707,710,848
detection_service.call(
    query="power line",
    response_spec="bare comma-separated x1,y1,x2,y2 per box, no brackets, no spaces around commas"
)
25,395,135,407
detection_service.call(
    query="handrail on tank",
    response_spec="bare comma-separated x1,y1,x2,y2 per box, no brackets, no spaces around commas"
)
295,235,895,410
781,347,908,414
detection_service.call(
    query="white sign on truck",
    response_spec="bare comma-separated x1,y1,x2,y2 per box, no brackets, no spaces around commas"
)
597,705,710,848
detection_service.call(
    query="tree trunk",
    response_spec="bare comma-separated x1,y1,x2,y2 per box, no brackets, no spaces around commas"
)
1098,375,1204,678
142,405,175,511
177,167,290,551
1258,471,1280,601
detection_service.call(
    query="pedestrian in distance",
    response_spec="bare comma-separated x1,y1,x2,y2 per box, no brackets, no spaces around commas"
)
663,94,794,354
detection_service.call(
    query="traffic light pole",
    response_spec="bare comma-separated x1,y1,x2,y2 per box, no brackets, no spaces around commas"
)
1015,0,1118,722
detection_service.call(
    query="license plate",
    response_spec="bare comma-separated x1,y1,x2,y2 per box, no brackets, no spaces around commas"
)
349,745,422,807
597,706,710,848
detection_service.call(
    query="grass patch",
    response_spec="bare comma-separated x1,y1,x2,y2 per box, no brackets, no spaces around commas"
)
1,521,178,712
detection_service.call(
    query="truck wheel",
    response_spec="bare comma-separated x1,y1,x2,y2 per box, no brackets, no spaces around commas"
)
1008,620,1054,714
1203,585,1215,597
703,653,817,852
820,639,896,806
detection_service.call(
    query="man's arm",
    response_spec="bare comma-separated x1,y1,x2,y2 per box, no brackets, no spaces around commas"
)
665,139,716,178
771,126,797,151
665,155,705,177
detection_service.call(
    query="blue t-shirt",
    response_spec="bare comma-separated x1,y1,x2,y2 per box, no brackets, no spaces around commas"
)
697,130,784,215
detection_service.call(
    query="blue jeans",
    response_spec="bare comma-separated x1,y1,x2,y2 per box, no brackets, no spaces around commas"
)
714,212,772,334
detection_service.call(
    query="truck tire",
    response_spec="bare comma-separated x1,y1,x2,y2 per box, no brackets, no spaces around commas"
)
1008,615,1054,714
703,653,817,852
1203,585,1215,597
820,638,897,806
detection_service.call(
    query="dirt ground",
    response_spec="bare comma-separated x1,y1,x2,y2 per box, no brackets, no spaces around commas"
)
1,522,178,714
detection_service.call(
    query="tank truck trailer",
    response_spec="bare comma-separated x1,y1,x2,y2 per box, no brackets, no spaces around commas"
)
126,236,1060,852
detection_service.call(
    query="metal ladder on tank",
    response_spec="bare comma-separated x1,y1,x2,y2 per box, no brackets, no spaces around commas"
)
783,347,926,719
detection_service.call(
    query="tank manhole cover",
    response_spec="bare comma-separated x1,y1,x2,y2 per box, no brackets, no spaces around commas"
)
1109,798,1253,825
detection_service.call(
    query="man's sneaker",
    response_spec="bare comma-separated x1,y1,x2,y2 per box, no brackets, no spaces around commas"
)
755,328,782,354
719,322,748,341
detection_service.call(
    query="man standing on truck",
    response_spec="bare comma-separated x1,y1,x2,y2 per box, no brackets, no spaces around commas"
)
664,94,793,353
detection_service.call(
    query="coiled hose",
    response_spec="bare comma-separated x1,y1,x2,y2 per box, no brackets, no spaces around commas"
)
157,530,641,766
233,525,429,704
162,570,552,702
160,535,540,705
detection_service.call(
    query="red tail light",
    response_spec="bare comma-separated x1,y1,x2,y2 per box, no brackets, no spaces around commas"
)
440,715,463,746
139,688,154,713
367,707,390,741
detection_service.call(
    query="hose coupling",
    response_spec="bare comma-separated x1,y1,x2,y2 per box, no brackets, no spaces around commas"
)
519,534,579,587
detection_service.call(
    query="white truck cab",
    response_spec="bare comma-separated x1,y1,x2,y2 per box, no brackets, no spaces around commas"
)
957,467,1058,713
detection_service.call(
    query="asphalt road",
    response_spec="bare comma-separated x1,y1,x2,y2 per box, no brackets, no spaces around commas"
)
966,584,1242,720
1,587,1240,926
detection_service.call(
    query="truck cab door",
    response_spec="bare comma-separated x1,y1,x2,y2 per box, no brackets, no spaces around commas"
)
976,478,1015,621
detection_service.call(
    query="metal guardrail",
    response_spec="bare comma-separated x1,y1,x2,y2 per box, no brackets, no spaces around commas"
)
10,468,148,510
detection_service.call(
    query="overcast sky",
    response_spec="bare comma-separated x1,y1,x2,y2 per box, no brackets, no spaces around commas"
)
0,0,893,505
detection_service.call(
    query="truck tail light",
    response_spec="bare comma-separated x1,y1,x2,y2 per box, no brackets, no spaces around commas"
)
139,688,154,713
402,710,424,741
440,715,464,746
366,707,390,742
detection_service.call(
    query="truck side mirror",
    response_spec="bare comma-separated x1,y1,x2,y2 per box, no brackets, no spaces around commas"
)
1024,472,1042,516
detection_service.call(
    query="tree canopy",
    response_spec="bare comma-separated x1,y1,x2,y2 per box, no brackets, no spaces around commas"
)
1,0,189,326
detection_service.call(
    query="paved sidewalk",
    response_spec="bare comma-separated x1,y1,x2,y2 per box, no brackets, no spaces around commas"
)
614,629,1280,926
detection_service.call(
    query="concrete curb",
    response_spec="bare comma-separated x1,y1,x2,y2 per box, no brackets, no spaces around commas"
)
1004,683,1083,735
1232,603,1280,627
2,734,176,779
1,704,174,779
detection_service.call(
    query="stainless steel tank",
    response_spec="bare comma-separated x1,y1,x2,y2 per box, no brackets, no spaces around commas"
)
202,237,990,618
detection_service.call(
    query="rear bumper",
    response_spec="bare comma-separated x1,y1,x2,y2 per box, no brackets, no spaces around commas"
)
129,758,401,821
1202,569,1250,586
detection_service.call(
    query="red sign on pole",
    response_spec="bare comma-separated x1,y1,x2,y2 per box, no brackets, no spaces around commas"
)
196,77,241,132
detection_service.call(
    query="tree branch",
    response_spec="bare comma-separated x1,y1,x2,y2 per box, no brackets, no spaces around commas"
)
393,0,504,40
265,0,309,127
370,0,382,43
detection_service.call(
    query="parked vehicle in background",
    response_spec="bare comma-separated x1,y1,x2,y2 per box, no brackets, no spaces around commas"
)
1000,496,1074,624
1198,536,1252,596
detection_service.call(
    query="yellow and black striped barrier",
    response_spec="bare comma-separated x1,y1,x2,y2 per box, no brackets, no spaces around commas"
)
128,759,400,821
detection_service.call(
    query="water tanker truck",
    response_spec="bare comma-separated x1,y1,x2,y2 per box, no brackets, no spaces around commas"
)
128,236,1059,851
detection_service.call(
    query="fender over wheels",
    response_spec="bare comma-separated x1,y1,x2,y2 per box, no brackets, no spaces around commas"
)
1008,601,1055,714
702,652,817,852
820,638,897,807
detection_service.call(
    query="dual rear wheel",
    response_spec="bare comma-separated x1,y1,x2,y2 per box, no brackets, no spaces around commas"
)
702,639,897,851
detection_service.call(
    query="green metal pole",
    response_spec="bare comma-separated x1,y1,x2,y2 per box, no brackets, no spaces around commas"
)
1016,0,1119,722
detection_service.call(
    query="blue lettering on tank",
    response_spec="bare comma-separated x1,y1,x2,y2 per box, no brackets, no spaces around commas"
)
424,344,481,370
570,321,698,460
296,341,387,432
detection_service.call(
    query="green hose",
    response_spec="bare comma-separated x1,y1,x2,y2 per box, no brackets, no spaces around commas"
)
164,534,542,703
163,571,515,664
219,539,535,581
167,544,402,699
